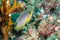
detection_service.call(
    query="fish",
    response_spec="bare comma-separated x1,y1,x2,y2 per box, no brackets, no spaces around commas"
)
14,10,33,31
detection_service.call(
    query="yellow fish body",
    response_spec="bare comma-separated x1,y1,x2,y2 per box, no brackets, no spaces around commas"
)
15,10,33,31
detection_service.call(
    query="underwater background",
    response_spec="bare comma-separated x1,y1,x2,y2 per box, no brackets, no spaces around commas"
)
0,0,60,40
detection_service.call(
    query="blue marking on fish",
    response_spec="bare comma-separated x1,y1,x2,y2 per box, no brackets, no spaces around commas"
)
16,13,29,27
